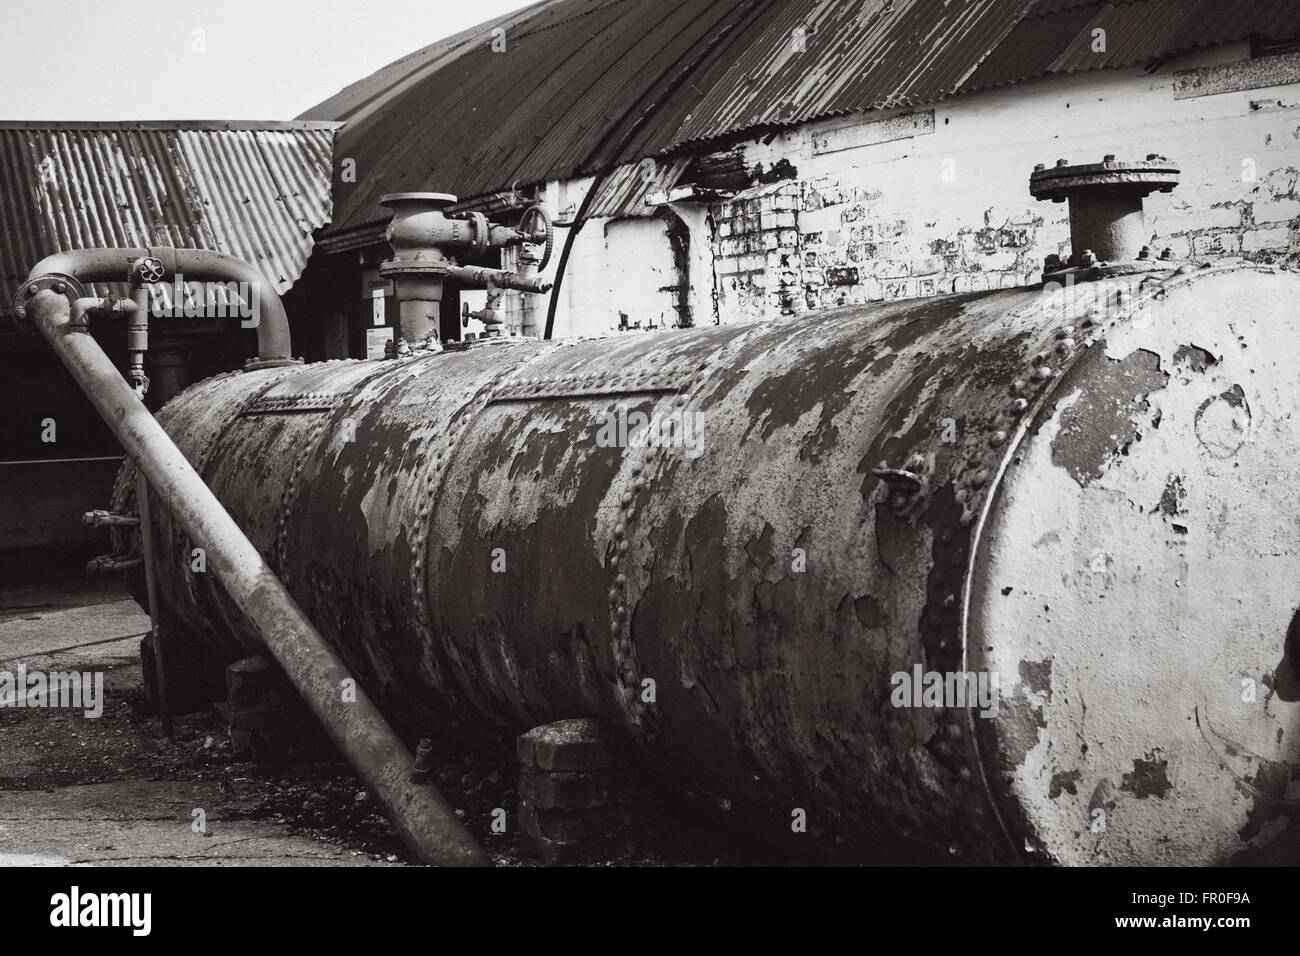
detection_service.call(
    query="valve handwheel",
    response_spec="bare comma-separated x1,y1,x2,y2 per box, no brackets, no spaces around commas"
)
132,255,166,285
518,205,553,272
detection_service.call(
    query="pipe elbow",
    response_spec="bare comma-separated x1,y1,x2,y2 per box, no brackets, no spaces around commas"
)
168,249,296,367
20,246,298,369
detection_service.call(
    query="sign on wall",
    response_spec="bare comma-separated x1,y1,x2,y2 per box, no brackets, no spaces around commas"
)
811,110,935,156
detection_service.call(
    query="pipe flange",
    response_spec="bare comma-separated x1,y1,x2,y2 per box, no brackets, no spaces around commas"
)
1040,259,1182,286
378,258,453,276
460,211,491,259
1030,156,1180,203
10,274,86,329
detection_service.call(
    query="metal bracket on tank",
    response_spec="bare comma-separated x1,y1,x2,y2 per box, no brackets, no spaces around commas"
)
488,369,692,404
872,456,932,520
240,392,347,416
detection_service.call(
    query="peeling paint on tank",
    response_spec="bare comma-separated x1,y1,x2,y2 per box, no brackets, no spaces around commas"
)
1049,347,1170,486
1120,751,1172,799
132,265,1300,864
969,267,1300,864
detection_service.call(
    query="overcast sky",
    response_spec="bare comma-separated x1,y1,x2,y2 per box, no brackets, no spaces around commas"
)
0,0,530,121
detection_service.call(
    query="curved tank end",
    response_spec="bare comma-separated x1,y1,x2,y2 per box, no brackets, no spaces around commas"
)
968,266,1300,865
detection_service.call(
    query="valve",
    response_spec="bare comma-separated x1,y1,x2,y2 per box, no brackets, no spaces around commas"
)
380,192,554,345
518,205,553,272
461,282,507,336
132,255,166,285
130,368,150,399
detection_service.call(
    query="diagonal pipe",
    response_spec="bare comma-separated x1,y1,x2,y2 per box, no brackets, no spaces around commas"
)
21,285,487,867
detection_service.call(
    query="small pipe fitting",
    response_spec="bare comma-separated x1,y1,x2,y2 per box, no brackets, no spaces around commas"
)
411,738,435,783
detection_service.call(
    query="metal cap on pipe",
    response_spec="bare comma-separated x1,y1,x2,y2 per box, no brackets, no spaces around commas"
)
1031,156,1179,266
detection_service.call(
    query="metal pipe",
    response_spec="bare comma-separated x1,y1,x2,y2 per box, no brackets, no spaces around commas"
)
542,178,600,340
446,264,551,294
129,287,150,398
24,247,297,366
25,288,487,867
391,274,443,344
1029,156,1179,268
1,456,124,466
1066,189,1147,263
83,509,139,527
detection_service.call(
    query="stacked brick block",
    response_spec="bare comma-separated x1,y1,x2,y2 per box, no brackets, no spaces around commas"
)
224,656,333,764
713,182,802,321
516,718,634,864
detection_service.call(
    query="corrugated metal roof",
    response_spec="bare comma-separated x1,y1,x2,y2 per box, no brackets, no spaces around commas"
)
314,0,757,236
301,2,555,129
586,157,692,218
305,0,1300,239
0,121,337,314
642,0,1032,150
965,0,1300,90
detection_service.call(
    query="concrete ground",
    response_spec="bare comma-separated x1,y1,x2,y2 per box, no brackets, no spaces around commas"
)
1,581,398,866
0,554,753,867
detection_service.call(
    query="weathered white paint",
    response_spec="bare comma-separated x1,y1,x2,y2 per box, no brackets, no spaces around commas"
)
969,267,1300,865
536,200,681,338
523,43,1299,338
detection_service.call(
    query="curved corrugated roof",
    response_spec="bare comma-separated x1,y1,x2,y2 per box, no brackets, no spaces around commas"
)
309,0,764,236
965,0,1300,92
304,0,1299,238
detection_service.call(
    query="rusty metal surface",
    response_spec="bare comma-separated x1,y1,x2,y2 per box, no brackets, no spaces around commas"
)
965,0,1300,92
0,122,337,315
131,262,1300,862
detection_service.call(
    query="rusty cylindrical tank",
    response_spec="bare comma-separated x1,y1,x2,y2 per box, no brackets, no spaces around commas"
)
114,260,1300,864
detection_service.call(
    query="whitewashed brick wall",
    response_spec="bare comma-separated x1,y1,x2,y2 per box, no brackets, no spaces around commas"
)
530,43,1300,336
